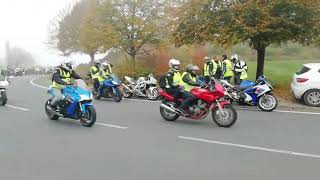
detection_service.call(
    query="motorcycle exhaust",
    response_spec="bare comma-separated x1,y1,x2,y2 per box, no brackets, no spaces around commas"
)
160,103,177,113
121,83,133,93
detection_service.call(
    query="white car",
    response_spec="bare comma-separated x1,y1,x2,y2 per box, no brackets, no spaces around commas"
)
291,63,320,107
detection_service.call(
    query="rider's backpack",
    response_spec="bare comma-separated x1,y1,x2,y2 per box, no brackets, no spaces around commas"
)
159,74,167,89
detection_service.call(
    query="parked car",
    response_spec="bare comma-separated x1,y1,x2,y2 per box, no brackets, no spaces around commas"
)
291,63,320,107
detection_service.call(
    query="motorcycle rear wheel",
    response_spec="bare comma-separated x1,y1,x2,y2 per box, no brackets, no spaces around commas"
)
0,91,7,106
122,86,133,98
212,104,237,128
45,100,59,120
160,101,179,121
80,106,96,127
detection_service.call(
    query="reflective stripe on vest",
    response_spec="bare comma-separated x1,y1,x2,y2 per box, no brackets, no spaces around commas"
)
223,59,234,77
181,72,197,92
106,64,112,75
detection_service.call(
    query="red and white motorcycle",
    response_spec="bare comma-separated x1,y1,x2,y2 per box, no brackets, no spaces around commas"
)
159,79,237,127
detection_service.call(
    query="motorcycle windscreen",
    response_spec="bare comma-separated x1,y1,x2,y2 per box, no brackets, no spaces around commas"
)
214,80,226,97
110,74,121,84
63,80,92,102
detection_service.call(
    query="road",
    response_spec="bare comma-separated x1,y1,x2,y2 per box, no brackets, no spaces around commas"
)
1,76,320,180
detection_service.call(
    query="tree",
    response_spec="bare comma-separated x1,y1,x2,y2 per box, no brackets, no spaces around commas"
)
172,0,320,79
49,0,98,63
101,0,166,67
6,45,35,67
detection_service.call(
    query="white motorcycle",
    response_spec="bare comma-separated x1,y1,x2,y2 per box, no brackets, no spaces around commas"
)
0,75,10,106
122,73,159,100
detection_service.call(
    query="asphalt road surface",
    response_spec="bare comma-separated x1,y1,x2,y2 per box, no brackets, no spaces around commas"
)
1,76,320,180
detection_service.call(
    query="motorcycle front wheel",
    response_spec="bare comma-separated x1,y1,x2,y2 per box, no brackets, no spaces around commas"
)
113,87,123,102
146,88,159,100
0,91,7,106
212,104,237,128
80,106,96,127
258,94,278,112
45,100,59,120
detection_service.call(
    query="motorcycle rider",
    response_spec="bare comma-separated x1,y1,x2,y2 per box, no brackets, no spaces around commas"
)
232,54,248,85
163,59,196,114
203,56,216,84
102,58,113,76
181,64,201,92
90,61,103,94
50,61,82,109
222,54,234,83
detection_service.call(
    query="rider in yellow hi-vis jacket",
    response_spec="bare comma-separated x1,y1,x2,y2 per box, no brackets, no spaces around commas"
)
50,61,82,108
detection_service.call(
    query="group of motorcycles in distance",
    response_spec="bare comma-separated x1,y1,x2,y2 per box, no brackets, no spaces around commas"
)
44,72,277,128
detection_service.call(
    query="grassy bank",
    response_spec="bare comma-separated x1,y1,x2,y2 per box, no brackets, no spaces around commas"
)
246,60,319,99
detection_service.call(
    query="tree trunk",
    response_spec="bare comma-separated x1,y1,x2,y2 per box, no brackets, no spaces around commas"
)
256,47,266,79
89,53,95,65
130,53,136,72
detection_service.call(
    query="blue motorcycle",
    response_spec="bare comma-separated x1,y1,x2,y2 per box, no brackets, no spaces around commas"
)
93,74,122,102
45,80,96,127
220,76,278,112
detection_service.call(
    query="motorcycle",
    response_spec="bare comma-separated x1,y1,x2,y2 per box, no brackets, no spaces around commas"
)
122,73,159,100
0,75,9,106
220,76,278,112
159,79,237,127
45,79,96,127
93,74,122,102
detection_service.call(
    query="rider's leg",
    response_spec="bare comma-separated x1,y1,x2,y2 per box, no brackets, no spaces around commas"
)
93,78,99,92
179,91,196,113
234,73,241,85
98,80,104,96
51,88,63,107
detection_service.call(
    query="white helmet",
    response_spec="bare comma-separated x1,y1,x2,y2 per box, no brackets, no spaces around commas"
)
101,62,108,69
94,59,101,65
231,54,239,61
61,60,73,71
168,59,180,71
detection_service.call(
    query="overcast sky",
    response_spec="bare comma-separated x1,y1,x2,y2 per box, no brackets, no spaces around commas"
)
0,0,96,66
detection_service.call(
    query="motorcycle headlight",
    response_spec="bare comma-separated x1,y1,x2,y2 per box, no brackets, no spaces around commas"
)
79,95,90,101
112,81,119,85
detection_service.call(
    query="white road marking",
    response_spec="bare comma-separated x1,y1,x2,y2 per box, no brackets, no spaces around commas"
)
178,136,320,159
274,110,320,115
30,77,47,89
6,104,30,111
95,122,128,130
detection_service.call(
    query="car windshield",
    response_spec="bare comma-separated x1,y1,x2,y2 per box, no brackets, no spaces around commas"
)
296,66,310,75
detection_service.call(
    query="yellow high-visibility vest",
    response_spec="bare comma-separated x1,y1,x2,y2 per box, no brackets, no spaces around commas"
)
52,68,71,89
181,72,197,92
